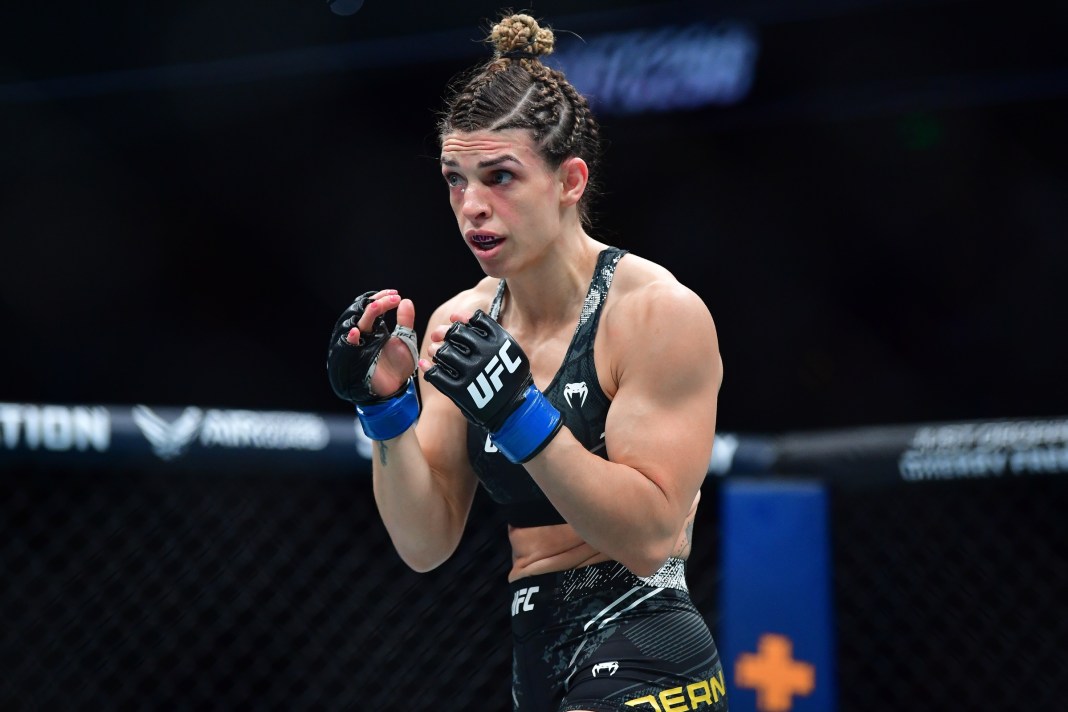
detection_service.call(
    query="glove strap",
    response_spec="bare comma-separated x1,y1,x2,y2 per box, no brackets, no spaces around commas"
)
364,324,420,393
490,384,563,464
356,378,420,441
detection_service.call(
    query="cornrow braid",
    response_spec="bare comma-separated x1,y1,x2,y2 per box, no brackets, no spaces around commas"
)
439,12,602,226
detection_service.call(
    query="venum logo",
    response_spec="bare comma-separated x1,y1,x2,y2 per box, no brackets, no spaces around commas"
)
592,661,619,677
132,406,204,460
467,340,522,409
563,382,588,408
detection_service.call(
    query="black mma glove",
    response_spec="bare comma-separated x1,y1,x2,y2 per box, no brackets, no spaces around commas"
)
327,291,419,440
425,310,562,463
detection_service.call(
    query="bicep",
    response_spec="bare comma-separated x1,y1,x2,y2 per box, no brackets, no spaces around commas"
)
603,293,721,505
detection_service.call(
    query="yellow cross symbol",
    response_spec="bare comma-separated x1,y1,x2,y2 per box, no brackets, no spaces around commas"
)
735,633,815,712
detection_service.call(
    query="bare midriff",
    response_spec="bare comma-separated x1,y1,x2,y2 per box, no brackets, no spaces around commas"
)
506,493,699,582
507,523,610,582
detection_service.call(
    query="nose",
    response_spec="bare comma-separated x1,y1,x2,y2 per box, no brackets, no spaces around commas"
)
460,183,490,222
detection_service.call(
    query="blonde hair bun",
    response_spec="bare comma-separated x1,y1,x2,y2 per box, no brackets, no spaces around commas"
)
489,13,555,58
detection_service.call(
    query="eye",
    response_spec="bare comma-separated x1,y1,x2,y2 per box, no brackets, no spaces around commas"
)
443,172,465,188
489,170,514,186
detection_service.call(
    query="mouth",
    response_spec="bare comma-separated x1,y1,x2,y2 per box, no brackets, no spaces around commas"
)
468,233,505,252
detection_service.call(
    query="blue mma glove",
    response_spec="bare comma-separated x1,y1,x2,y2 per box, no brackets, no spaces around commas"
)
425,310,562,463
327,291,419,440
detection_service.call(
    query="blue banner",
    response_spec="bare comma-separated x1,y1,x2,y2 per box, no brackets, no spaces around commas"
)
720,479,836,712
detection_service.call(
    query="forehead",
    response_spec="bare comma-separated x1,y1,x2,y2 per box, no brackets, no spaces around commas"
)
440,129,540,164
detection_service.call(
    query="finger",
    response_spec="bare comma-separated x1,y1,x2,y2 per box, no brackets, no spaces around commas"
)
349,290,401,340
428,323,452,345
396,298,415,330
355,293,401,333
448,310,475,324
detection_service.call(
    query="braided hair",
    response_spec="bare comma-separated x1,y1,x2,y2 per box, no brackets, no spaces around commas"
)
439,13,603,226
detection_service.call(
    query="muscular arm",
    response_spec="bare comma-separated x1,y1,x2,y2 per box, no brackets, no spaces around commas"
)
523,281,721,576
366,298,480,573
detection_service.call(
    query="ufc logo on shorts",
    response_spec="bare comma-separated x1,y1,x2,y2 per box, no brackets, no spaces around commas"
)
468,340,522,409
511,586,539,616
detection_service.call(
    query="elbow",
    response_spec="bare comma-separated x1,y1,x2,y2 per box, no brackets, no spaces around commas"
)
391,533,461,574
617,507,686,577
619,538,677,579
398,548,451,573
403,559,442,574
624,554,671,579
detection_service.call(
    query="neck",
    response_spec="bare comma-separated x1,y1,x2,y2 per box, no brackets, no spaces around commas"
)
501,231,603,330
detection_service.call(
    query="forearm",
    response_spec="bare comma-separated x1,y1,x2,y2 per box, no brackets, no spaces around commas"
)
326,292,478,571
370,428,473,572
525,431,687,577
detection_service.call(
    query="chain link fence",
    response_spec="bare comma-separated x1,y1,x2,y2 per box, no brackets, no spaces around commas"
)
831,476,1068,711
0,461,721,710
3,413,1067,710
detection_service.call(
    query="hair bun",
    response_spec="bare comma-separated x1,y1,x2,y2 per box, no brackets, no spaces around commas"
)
489,13,555,58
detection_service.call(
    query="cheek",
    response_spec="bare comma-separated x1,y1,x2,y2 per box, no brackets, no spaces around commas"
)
516,198,553,228
448,191,463,213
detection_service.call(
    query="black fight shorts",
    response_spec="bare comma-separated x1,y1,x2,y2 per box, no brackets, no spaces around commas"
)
509,558,728,712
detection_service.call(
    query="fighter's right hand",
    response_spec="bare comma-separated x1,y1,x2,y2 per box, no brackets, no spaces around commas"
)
327,290,418,405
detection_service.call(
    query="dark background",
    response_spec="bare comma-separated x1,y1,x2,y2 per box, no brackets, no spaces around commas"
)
2,0,1066,433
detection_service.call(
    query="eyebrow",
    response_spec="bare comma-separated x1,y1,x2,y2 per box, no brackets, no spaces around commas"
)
440,154,524,169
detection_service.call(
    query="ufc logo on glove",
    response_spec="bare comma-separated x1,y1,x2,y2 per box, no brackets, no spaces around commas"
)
425,311,563,464
468,340,523,409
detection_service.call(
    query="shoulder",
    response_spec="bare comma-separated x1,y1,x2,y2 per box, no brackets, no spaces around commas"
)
597,252,720,392
606,252,716,339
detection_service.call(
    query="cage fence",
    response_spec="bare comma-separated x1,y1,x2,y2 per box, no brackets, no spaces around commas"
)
2,405,1066,710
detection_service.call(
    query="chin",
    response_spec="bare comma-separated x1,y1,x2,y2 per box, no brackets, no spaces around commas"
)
471,249,509,279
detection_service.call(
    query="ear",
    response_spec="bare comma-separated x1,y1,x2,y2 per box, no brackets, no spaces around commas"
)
558,157,589,209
